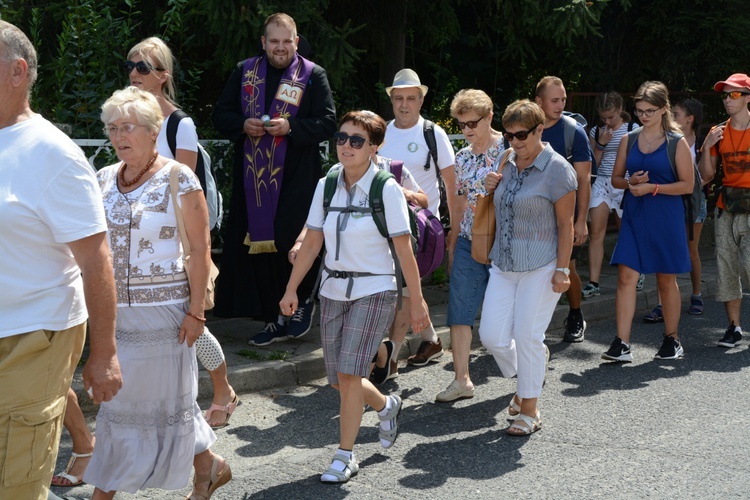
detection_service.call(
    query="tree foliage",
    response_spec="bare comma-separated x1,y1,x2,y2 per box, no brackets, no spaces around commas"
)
0,0,748,138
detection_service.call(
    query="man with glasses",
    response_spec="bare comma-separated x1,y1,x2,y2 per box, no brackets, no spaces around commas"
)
0,21,122,500
373,69,457,377
699,73,750,348
535,76,593,343
212,13,336,345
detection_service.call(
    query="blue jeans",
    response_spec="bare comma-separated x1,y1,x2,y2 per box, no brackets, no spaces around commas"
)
447,236,491,326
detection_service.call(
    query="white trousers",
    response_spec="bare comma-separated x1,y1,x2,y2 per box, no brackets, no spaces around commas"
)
478,261,559,399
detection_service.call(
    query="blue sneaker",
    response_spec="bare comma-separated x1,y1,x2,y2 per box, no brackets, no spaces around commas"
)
248,322,288,346
287,298,316,339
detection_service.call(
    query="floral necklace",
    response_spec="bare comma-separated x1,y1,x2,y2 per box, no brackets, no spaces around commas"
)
118,152,159,187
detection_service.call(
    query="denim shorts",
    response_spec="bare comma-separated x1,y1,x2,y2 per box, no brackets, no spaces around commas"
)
447,236,491,326
694,195,707,224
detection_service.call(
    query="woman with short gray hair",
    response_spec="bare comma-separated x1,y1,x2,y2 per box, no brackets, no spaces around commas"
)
481,99,577,435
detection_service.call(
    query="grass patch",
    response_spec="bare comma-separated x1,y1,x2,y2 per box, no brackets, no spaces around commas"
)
431,265,448,285
268,351,290,361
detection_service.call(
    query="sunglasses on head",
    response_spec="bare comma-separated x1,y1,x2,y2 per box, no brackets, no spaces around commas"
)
721,91,750,100
502,124,539,142
124,60,165,76
334,132,371,149
456,116,485,130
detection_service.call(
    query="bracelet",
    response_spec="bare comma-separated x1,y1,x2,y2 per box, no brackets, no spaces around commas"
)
595,142,606,151
652,184,660,196
186,311,206,322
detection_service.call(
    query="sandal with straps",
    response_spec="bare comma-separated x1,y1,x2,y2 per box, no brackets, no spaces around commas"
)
508,395,521,417
50,451,93,487
688,295,704,315
320,452,359,484
186,455,232,499
506,411,542,436
204,393,240,429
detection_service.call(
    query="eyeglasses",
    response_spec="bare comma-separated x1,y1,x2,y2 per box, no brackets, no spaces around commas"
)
334,132,371,149
103,123,144,137
721,91,750,100
456,116,485,130
502,125,539,142
633,107,660,118
123,60,165,76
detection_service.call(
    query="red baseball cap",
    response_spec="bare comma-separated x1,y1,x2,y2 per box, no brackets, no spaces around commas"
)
713,73,750,92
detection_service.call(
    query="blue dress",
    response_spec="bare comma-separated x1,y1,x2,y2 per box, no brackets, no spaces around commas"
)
610,141,691,274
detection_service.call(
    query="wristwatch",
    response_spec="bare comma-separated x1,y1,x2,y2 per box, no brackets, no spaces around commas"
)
556,267,570,276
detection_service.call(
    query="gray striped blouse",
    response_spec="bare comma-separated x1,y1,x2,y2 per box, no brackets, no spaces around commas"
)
489,144,577,272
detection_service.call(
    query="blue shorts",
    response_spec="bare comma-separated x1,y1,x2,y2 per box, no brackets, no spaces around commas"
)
694,195,707,224
447,236,491,326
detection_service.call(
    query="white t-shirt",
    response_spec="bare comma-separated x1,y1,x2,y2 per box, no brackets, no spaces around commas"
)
306,162,411,301
97,161,202,307
379,116,455,215
157,112,198,159
0,114,107,338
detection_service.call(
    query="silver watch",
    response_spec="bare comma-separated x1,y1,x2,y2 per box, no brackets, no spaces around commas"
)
555,267,570,276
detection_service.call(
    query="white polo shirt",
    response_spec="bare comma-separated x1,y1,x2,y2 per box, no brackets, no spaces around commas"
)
379,116,455,215
306,161,411,301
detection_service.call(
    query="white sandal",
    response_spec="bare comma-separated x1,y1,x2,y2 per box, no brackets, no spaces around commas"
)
506,411,541,436
508,395,521,417
320,452,359,483
50,451,92,487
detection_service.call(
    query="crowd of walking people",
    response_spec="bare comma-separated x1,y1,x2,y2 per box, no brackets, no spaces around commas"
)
2,10,750,499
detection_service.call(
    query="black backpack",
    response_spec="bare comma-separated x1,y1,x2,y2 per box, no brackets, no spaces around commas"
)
625,129,702,240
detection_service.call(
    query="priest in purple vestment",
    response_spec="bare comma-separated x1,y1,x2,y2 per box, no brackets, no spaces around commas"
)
212,12,336,344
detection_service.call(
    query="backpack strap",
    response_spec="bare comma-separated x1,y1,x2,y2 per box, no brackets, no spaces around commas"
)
369,170,405,308
166,110,189,158
422,120,439,171
390,160,404,185
561,114,578,160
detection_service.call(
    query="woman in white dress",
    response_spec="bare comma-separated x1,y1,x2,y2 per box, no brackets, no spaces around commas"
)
83,86,231,499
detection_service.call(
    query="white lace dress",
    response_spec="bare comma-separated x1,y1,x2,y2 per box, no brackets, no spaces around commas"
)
83,161,216,493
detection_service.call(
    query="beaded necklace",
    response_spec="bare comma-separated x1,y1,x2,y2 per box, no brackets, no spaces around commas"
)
118,152,159,187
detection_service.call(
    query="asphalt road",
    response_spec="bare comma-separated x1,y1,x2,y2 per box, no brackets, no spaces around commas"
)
53,295,750,499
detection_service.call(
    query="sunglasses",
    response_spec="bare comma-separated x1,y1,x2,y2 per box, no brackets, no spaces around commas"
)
633,107,661,118
334,132,371,149
721,91,750,100
123,60,165,76
456,116,485,130
502,124,539,142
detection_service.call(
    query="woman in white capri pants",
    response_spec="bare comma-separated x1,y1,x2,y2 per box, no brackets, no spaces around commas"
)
481,99,577,436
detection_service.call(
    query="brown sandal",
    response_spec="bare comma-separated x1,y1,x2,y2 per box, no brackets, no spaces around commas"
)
186,456,232,499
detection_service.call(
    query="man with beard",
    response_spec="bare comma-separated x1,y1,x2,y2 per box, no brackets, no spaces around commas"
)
212,13,336,345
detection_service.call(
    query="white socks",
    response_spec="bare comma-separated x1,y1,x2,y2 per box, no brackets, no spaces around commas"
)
420,323,438,344
377,396,395,447
320,448,353,482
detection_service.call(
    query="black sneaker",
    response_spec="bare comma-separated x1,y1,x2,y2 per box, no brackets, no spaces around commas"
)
654,335,684,360
370,341,394,385
563,313,586,343
248,322,288,346
718,324,742,348
287,298,316,339
601,337,632,362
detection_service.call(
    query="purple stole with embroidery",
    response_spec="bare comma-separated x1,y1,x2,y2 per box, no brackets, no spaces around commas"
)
240,54,315,253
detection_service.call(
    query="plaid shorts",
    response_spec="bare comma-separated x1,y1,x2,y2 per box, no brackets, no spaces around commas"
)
320,290,397,385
